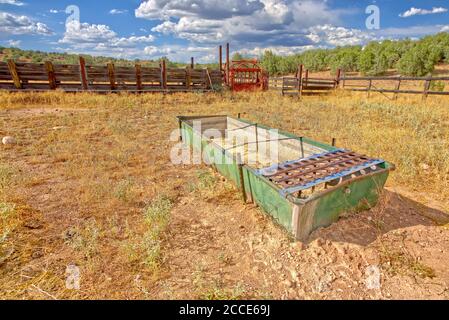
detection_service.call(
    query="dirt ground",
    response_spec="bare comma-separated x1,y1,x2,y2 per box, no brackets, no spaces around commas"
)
0,92,448,300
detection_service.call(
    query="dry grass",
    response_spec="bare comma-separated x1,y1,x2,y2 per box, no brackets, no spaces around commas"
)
0,90,448,299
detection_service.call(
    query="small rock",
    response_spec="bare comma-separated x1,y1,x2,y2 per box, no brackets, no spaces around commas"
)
290,242,305,250
420,163,430,170
365,265,381,290
283,280,294,288
2,136,16,145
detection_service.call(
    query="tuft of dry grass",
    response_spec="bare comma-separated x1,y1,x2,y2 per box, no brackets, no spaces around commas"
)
379,246,436,279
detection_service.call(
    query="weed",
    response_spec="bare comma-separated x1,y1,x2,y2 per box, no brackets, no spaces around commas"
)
198,282,246,300
64,219,100,259
141,195,174,271
0,202,16,244
0,165,14,191
113,179,136,203
196,170,217,190
380,246,436,279
218,251,233,266
143,195,173,229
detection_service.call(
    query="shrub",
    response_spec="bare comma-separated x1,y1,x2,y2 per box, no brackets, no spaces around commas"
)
397,44,440,76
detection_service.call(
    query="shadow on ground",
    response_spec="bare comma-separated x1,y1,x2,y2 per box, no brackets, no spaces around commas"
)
307,190,449,247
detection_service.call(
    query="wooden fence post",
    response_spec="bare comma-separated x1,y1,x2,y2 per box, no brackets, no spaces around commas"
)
205,68,213,90
367,79,373,98
45,61,57,90
107,63,116,91
394,78,401,100
161,60,167,90
226,43,230,85
335,69,341,88
298,64,304,98
190,57,194,69
423,79,431,100
281,77,285,96
219,45,223,71
135,63,142,91
186,67,191,90
79,56,88,90
7,59,21,89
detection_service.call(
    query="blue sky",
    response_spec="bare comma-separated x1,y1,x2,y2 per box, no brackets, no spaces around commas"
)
1,0,449,62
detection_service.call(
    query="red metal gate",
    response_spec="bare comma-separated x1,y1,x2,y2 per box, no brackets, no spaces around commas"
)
225,59,268,92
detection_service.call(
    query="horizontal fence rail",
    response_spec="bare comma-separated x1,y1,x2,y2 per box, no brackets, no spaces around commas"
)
269,76,339,97
0,57,223,93
270,66,449,99
340,75,449,99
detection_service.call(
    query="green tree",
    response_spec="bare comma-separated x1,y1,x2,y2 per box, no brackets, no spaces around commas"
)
328,46,361,74
397,43,441,76
231,52,244,61
358,42,390,75
260,50,281,75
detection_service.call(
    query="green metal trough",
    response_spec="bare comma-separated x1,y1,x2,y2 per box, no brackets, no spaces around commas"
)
177,115,395,241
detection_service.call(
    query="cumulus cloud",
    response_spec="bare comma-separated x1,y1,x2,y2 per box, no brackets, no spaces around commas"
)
144,45,173,56
306,25,375,46
140,0,361,56
58,20,156,59
136,0,264,20
0,0,25,6
60,21,117,44
0,11,52,35
399,7,447,18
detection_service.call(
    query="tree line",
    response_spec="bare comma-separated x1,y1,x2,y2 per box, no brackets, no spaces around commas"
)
258,32,449,77
0,47,210,69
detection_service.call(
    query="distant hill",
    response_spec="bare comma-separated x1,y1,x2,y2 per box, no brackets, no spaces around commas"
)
0,46,219,69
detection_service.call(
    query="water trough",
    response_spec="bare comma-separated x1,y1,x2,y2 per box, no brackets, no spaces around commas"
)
177,115,395,240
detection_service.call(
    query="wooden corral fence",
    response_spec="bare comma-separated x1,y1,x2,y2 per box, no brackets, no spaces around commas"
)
340,75,449,99
0,57,223,93
270,67,449,100
269,65,340,97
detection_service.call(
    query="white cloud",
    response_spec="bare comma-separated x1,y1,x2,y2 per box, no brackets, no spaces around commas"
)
7,39,21,47
306,25,375,46
378,24,449,37
144,45,173,56
49,9,60,14
441,26,449,32
0,11,52,35
143,0,354,52
239,45,319,57
110,35,155,47
109,9,128,15
399,7,447,18
136,0,264,20
0,0,25,6
60,21,155,46
60,21,117,44
58,20,156,59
